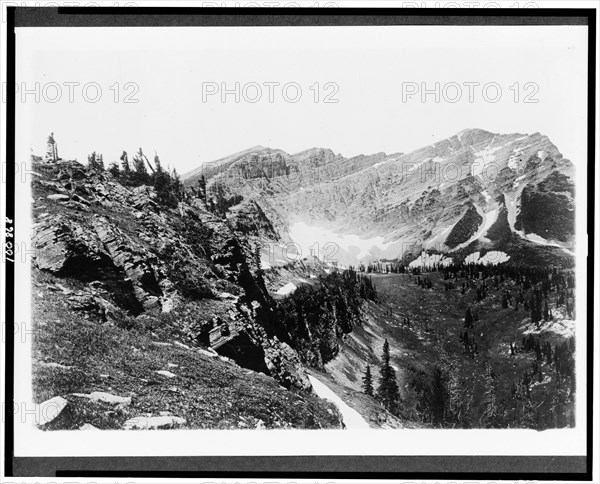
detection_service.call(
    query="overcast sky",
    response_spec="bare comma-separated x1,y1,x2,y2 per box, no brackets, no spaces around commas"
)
16,25,588,175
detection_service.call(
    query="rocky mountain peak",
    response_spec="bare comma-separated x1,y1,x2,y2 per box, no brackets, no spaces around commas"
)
182,129,575,268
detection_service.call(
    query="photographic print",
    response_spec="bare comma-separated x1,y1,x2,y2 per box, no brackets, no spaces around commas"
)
2,5,595,480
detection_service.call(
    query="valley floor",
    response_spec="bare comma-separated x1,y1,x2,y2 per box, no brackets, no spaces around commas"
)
325,271,575,429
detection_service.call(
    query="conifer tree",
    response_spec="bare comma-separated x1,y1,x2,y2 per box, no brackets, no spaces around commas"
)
108,161,119,177
464,307,474,328
46,132,58,161
362,364,374,397
87,151,105,170
133,147,147,174
377,339,400,413
197,175,207,205
481,362,499,428
154,152,163,173
120,151,130,172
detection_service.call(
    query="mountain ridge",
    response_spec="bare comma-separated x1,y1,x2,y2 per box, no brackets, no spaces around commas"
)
183,128,575,268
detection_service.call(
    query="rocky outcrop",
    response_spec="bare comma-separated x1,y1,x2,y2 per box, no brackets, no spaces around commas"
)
92,216,163,312
32,159,315,392
264,339,312,391
515,171,575,242
33,217,111,275
445,204,483,249
67,290,122,323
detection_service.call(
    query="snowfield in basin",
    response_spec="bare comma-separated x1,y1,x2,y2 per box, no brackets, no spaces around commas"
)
289,221,393,261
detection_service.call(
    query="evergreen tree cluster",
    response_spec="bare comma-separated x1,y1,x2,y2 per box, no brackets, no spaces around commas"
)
277,269,376,366
415,275,433,289
353,258,576,430
376,339,401,412
362,364,374,397
407,364,451,426
87,151,104,171
105,148,185,208
362,339,402,416
459,329,479,358
437,259,573,324
206,181,243,217
354,260,406,274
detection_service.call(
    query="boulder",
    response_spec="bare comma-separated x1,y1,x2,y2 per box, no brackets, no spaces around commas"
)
35,396,68,426
32,216,112,276
67,291,121,323
156,370,177,378
47,194,70,201
79,423,101,431
72,391,132,405
39,361,72,370
123,415,186,430
92,216,162,312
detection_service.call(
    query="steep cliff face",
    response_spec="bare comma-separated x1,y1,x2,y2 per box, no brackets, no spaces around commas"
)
515,171,575,242
31,159,349,429
185,129,575,268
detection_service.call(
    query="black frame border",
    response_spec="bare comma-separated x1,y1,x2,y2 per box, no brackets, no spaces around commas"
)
4,6,596,480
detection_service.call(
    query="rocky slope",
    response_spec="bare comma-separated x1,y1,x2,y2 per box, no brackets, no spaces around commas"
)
30,159,353,429
30,127,577,431
184,129,575,268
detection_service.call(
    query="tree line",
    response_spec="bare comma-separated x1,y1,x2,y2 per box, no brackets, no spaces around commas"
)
277,270,377,367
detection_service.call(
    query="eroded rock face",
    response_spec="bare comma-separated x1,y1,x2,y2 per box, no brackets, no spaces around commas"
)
445,203,483,249
264,340,312,392
33,217,110,275
92,216,163,312
32,159,315,391
67,290,121,322
187,129,575,265
515,171,575,242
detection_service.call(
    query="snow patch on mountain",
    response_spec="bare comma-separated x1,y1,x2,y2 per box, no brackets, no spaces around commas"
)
307,374,370,429
288,221,393,261
276,282,297,295
449,205,499,251
464,251,510,265
425,224,454,247
408,157,432,174
508,149,522,170
514,231,575,256
409,252,453,269
471,145,503,177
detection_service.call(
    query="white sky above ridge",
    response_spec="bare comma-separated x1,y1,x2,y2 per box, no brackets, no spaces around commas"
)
15,25,588,174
